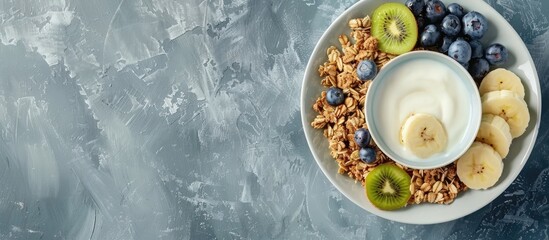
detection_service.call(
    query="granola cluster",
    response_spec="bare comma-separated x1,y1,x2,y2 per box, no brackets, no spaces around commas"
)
311,16,467,205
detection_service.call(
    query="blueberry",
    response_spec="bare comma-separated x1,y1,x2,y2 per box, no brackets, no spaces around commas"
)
462,11,488,39
356,60,377,81
416,15,427,31
469,40,484,59
460,61,469,69
447,3,465,19
405,0,425,16
439,36,454,53
448,39,472,64
359,147,376,164
420,24,441,47
326,87,345,106
441,14,461,37
469,58,490,80
354,128,371,148
485,43,508,65
425,0,446,23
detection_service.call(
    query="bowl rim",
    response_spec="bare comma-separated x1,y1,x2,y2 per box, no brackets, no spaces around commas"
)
364,50,482,169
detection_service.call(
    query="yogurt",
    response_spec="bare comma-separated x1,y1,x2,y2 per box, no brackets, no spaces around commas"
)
371,58,470,160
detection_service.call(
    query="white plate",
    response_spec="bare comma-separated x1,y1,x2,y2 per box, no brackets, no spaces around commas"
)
300,0,541,224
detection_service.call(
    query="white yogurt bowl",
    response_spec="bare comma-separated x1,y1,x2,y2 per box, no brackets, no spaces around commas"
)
365,51,481,169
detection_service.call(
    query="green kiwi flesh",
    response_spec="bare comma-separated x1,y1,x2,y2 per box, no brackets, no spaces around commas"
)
371,2,418,55
365,163,411,210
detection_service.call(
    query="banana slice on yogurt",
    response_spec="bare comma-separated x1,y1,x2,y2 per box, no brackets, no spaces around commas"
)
400,113,448,158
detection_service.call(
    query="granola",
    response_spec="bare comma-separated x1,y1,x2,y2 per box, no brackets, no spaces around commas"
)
311,16,467,205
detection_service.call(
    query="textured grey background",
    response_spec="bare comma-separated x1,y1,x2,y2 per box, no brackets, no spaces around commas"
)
0,0,547,239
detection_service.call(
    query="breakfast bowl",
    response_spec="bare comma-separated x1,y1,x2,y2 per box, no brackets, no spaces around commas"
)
365,51,482,169
300,0,541,224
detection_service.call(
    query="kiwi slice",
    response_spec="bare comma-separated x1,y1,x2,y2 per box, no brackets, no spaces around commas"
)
371,2,418,55
365,163,411,210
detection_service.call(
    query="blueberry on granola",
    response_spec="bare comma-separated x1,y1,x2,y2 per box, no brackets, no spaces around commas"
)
326,87,345,106
354,128,371,148
357,60,377,81
359,147,376,164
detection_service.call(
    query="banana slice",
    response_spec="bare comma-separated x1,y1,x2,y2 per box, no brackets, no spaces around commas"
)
457,142,504,190
479,68,525,98
481,90,530,138
476,114,512,158
400,113,447,158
